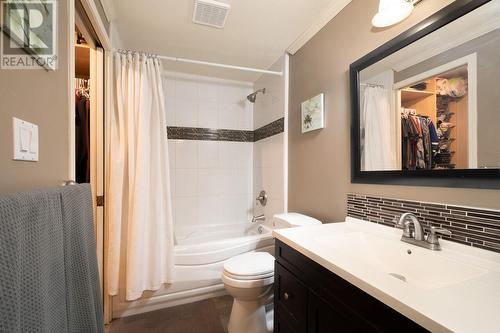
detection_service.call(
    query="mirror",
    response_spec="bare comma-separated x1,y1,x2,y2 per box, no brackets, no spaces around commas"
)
350,0,500,188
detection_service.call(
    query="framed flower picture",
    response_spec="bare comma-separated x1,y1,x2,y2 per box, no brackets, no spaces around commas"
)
301,93,324,133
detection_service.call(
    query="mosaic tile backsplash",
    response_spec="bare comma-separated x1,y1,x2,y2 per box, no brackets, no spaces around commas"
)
347,193,500,253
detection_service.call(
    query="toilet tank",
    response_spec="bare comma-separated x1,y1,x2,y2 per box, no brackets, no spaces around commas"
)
273,213,322,229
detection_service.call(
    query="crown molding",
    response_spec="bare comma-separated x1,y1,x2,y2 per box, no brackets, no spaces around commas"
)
286,0,352,55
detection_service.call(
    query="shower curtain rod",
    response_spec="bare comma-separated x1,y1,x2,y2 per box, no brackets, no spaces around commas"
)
114,49,283,76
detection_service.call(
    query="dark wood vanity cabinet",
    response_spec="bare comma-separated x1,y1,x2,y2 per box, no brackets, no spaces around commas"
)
274,240,428,333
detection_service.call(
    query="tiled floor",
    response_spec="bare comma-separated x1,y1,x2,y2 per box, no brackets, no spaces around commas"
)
107,295,233,333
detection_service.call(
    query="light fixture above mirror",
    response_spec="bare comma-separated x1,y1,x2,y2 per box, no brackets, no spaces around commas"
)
372,0,423,28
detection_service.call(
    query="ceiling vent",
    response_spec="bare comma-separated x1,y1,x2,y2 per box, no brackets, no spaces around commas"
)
193,0,230,29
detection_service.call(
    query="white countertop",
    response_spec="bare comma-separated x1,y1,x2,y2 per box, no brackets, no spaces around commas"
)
273,217,500,333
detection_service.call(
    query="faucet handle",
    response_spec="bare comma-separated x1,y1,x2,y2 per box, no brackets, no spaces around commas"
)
427,226,452,245
429,226,452,236
256,190,267,206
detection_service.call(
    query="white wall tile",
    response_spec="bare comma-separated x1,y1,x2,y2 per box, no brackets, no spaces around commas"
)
253,167,263,193
168,138,253,225
219,169,252,196
241,103,254,130
237,168,253,195
218,169,238,195
271,167,284,200
175,169,198,197
175,78,198,101
253,141,263,168
219,85,244,105
168,140,176,171
198,101,218,128
198,169,220,196
175,140,198,168
164,75,176,100
174,99,198,127
165,94,176,126
175,197,198,226
169,168,176,198
198,141,219,169
218,103,241,130
162,71,288,228
258,134,283,168
198,196,221,224
253,56,285,130
220,195,252,224
252,55,286,222
265,198,284,223
219,142,253,169
164,72,254,130
198,81,219,103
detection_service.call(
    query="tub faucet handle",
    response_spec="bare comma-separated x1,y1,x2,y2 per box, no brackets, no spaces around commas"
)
256,190,267,206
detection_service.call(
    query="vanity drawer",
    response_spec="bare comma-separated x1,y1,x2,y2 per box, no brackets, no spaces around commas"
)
275,262,308,332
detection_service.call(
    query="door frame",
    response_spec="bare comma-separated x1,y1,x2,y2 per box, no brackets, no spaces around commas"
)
73,0,113,324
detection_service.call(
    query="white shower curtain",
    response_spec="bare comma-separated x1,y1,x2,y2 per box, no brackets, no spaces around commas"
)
107,51,174,301
361,86,397,171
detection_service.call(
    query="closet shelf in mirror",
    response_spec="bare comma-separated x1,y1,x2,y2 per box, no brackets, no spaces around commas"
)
401,89,435,103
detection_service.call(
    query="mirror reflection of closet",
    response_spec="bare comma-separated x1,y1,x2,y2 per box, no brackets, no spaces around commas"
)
75,27,91,184
399,66,469,170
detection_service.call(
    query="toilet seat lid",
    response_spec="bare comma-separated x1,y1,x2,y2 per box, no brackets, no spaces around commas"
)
224,252,274,278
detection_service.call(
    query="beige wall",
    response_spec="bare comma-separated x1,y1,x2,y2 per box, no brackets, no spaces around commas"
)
288,0,500,223
0,0,71,193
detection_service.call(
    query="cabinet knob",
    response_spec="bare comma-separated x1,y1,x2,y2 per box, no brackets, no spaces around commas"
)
283,292,289,300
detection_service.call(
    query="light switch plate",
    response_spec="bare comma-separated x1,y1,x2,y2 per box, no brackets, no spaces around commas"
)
13,117,38,161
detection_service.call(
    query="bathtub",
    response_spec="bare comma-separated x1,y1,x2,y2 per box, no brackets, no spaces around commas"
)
112,222,274,318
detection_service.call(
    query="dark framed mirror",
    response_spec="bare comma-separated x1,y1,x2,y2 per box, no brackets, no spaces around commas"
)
350,0,500,189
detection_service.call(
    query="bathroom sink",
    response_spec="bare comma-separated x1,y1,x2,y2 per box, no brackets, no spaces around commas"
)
315,231,487,290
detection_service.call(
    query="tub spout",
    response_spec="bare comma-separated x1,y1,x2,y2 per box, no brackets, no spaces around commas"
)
252,214,265,223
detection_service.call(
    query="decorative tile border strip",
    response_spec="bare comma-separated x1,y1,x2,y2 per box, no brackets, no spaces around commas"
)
347,193,500,253
254,117,285,142
167,126,254,142
166,117,284,142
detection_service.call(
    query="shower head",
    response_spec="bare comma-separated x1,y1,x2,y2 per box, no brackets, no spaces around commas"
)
247,88,266,103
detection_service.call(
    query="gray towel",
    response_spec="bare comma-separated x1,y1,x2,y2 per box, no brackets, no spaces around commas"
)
0,184,104,333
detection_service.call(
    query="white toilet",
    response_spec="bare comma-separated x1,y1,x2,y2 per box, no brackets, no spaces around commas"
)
222,213,322,333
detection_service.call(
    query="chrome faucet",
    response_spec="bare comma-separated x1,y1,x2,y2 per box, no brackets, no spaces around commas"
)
397,213,424,241
252,214,265,223
395,213,452,251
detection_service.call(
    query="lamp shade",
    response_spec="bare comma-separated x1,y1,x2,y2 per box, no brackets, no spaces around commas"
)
372,0,414,28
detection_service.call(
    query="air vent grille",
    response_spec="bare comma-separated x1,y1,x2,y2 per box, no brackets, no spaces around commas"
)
193,0,230,29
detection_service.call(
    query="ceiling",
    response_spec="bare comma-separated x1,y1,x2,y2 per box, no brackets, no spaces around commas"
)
107,0,351,82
